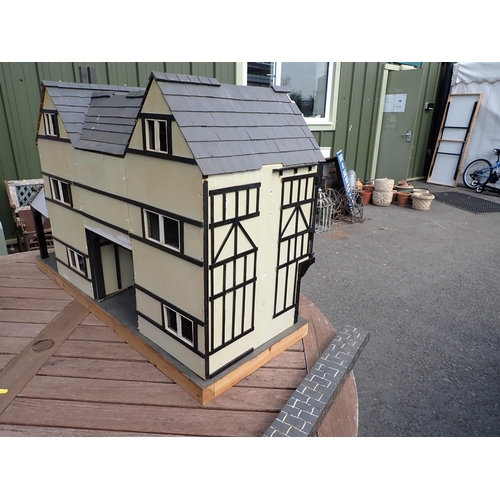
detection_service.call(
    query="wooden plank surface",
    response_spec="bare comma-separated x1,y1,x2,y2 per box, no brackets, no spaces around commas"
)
0,398,277,436
0,286,71,299
19,375,293,412
0,251,359,436
0,299,89,414
0,309,60,324
299,294,336,371
0,424,169,437
0,297,73,311
0,354,15,371
0,322,45,337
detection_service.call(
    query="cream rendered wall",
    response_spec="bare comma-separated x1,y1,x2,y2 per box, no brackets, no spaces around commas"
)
137,313,206,379
72,186,130,233
125,154,203,224
73,149,128,198
44,187,88,253
38,138,77,183
205,164,317,375
118,246,134,288
52,239,92,296
132,240,204,319
141,80,172,115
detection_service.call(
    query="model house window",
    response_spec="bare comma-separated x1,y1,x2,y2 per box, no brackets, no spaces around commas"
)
144,209,180,250
50,178,72,206
164,305,194,346
146,119,168,153
67,248,86,274
43,111,59,137
246,62,335,125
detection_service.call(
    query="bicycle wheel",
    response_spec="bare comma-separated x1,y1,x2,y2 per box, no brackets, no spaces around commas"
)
462,159,491,189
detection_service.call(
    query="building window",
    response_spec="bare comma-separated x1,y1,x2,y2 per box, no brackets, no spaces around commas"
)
246,62,335,125
43,112,59,137
164,305,194,346
144,209,180,250
67,248,86,275
50,177,72,206
146,119,168,153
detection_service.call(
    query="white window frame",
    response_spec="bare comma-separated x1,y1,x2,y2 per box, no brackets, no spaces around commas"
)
67,248,86,275
50,177,71,205
163,305,194,346
241,62,340,130
145,119,168,153
43,112,58,136
143,209,180,251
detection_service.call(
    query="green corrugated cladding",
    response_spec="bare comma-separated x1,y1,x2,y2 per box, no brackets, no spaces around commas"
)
311,62,445,182
0,62,237,240
0,62,444,241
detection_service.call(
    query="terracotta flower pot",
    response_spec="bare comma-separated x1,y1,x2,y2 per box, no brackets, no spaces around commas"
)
397,191,411,207
360,189,372,205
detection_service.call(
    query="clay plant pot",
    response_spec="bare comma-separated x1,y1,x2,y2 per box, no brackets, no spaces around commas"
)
397,191,411,207
362,184,375,193
360,189,372,205
395,184,413,193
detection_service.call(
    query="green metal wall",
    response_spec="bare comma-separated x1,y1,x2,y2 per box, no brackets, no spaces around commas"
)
0,62,237,240
0,61,444,240
312,62,445,182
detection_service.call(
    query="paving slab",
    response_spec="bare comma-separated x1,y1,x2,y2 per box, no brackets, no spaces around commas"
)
302,180,500,436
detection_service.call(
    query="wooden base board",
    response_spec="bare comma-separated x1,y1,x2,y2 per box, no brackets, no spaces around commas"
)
36,257,308,406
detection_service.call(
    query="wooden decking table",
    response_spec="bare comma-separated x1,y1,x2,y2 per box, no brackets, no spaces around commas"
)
0,251,358,437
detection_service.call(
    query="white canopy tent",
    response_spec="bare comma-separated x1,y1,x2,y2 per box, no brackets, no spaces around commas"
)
451,62,500,171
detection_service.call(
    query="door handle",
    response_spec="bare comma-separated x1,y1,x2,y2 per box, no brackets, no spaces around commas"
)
403,130,412,142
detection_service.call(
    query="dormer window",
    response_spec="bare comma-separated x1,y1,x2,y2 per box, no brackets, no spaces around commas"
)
146,119,168,153
43,111,59,137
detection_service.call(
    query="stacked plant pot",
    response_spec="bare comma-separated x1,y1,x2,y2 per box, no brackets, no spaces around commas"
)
372,178,394,206
359,182,374,205
395,180,413,207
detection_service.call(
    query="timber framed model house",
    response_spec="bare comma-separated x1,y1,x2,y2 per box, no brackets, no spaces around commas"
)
36,71,325,382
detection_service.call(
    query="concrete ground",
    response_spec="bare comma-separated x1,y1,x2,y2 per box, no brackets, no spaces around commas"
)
301,180,500,436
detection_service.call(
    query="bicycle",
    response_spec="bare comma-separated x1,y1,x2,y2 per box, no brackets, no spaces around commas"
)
462,148,500,193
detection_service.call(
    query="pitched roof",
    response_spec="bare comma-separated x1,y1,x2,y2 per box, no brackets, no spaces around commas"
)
151,71,325,175
41,73,325,173
42,81,143,155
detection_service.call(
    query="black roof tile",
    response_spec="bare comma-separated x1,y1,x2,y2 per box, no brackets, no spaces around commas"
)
42,73,324,171
153,69,327,175
43,80,143,152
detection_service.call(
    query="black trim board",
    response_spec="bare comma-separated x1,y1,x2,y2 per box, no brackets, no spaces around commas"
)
36,134,70,143
134,283,204,327
127,147,197,165
52,235,89,259
46,197,203,268
136,310,202,358
41,172,203,228
55,256,92,282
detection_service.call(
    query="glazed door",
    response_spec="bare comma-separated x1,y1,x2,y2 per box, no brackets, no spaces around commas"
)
376,68,423,180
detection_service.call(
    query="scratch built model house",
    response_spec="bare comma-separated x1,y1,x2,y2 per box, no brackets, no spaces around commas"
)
36,71,325,401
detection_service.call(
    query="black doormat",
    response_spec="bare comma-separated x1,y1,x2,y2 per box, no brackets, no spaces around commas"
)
433,192,500,214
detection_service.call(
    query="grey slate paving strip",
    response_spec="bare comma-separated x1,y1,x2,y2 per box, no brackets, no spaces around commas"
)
263,326,370,437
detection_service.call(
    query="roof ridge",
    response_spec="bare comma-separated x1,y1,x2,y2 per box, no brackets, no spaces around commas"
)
150,71,221,87
42,80,145,92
